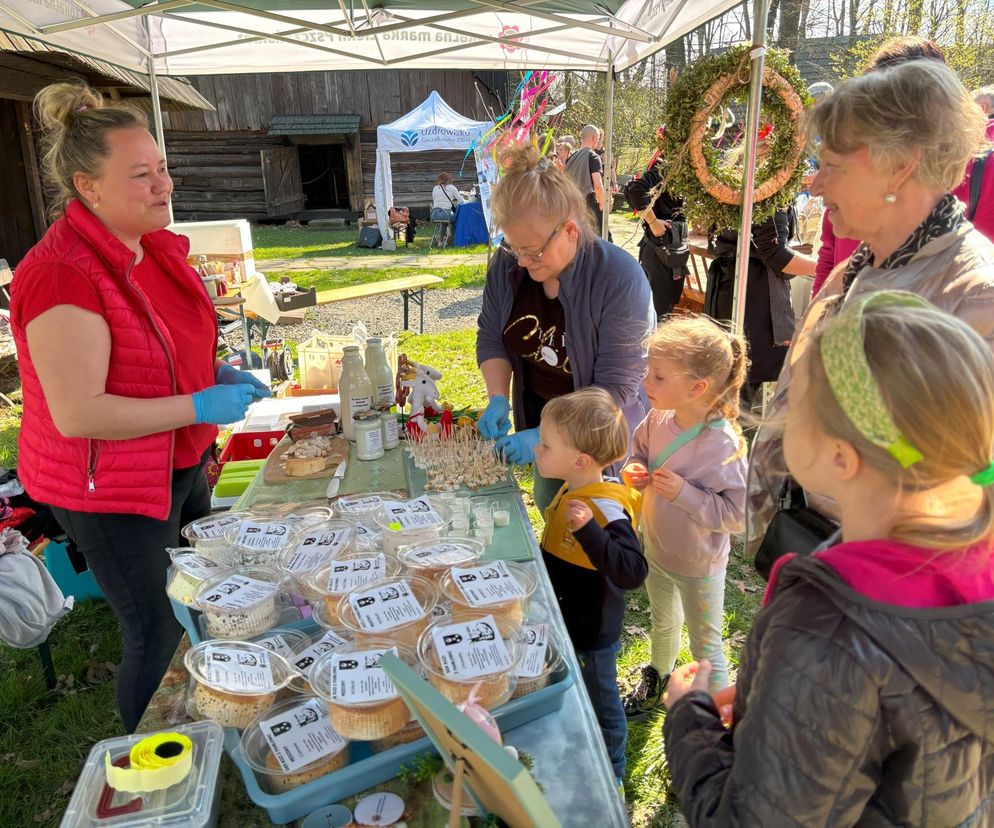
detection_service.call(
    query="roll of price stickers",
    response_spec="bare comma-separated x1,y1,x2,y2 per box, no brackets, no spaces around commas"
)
382,498,443,529
204,645,275,692
283,527,352,574
260,701,346,774
348,580,424,631
104,732,194,793
331,647,398,703
292,630,350,674
235,521,293,551
450,561,526,607
517,623,549,678
326,554,386,593
430,614,513,679
200,574,276,611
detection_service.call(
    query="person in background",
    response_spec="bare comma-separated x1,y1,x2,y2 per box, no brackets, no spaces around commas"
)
9,82,268,732
664,294,994,826
564,125,608,235
813,36,994,296
973,85,994,130
554,138,573,172
621,317,748,721
475,144,653,513
536,387,647,793
431,172,464,221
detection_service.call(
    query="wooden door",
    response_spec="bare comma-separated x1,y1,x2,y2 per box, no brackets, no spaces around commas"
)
260,146,304,217
0,98,44,266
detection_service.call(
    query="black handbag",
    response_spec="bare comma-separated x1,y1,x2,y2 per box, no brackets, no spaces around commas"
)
755,483,836,580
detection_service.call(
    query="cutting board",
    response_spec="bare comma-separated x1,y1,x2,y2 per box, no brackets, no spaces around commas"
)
262,435,349,485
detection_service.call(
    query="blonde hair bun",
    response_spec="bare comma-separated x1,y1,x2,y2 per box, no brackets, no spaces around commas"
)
34,82,104,132
497,142,543,177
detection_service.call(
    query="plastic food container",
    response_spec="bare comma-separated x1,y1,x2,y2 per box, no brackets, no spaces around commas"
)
304,551,401,627
369,717,426,753
223,518,301,566
310,640,416,741
397,537,485,585
277,521,356,598
249,627,312,659
438,561,538,625
417,612,522,709
331,492,401,521
193,565,283,640
180,513,247,566
286,628,352,695
166,550,232,605
337,575,438,649
284,506,335,527
59,720,224,828
348,519,383,555
238,696,349,793
185,640,298,729
513,626,565,699
373,498,451,555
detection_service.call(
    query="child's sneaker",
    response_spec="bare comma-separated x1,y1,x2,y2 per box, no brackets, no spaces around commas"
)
623,664,667,722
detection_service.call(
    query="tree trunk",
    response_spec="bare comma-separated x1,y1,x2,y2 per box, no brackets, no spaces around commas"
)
906,0,923,34
743,0,752,40
778,0,804,60
767,0,781,37
955,0,968,46
665,35,686,70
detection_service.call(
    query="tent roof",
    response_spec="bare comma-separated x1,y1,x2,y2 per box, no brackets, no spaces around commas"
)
0,0,739,75
380,90,490,133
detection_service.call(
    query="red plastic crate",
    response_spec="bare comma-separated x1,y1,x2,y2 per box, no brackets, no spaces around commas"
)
218,430,283,464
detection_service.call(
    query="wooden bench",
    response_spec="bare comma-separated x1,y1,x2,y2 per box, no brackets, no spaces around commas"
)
315,274,444,333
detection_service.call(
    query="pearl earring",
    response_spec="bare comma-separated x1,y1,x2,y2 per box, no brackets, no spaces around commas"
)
884,193,897,204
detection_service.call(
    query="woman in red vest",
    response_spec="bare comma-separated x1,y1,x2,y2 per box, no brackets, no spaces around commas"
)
9,82,268,732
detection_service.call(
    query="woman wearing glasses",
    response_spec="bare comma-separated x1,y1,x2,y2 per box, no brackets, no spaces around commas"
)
475,144,655,511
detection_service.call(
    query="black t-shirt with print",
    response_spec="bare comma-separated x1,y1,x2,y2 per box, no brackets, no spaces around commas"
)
502,276,573,429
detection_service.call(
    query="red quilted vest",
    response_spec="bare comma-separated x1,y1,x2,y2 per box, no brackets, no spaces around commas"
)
10,200,218,520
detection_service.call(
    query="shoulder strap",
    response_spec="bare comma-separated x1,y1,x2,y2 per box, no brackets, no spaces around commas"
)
968,150,991,222
649,418,728,472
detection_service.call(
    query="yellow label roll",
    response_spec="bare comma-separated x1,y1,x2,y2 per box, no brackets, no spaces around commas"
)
104,732,194,793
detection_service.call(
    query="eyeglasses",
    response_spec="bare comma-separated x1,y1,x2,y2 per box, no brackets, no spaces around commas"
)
498,221,565,263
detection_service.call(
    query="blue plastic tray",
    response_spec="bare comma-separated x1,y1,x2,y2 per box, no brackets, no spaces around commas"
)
224,663,574,825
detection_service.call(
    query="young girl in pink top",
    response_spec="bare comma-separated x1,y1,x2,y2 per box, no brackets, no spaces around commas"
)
622,316,748,719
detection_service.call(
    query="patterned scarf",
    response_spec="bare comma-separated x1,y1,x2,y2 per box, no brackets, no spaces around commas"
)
841,193,966,294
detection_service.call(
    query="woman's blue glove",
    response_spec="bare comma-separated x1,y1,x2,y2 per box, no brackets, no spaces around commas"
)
192,384,255,425
495,428,540,465
477,395,512,439
215,363,271,399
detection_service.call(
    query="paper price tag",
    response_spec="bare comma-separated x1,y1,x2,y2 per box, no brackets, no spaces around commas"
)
354,522,378,541
283,528,351,574
450,561,526,607
325,554,386,593
253,633,296,658
171,552,224,581
349,580,424,632
382,497,442,530
234,521,293,551
517,624,549,678
191,515,242,540
200,574,276,610
203,646,274,691
260,701,346,773
430,615,513,679
292,630,350,674
331,647,398,703
336,495,383,514
410,543,471,566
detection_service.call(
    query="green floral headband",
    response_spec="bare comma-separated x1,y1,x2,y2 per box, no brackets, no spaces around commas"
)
820,291,994,486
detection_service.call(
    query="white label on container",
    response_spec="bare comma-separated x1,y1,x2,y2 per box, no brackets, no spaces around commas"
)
260,702,346,773
200,574,276,610
349,395,372,416
283,528,351,573
349,580,424,631
337,495,383,514
358,426,383,453
354,522,378,541
430,615,513,679
450,561,526,607
325,554,386,593
331,647,397,703
234,521,293,551
190,515,242,540
410,542,472,566
382,416,399,444
375,385,395,407
517,624,549,679
253,633,297,658
432,600,451,619
203,645,274,691
292,630,350,674
382,498,442,530
171,553,224,580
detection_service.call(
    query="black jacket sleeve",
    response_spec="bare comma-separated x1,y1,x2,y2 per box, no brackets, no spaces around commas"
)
572,518,648,590
750,209,795,274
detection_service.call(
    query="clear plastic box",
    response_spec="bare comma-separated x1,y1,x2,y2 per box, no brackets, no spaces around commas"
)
59,720,224,828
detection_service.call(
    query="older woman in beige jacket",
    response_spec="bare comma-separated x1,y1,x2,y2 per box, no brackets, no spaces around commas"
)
748,59,994,567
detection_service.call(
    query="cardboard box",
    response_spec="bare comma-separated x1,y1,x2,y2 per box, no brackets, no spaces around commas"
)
273,286,317,312
170,218,255,284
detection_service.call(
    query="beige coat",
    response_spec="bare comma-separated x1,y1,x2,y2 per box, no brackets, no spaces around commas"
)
746,223,994,556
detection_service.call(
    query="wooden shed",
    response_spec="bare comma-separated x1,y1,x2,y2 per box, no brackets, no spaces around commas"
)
0,33,213,267
161,70,510,223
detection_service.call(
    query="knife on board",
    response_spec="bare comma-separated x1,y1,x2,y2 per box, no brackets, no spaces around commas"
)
325,460,347,499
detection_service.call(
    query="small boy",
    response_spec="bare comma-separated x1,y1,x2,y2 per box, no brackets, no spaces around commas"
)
535,387,647,789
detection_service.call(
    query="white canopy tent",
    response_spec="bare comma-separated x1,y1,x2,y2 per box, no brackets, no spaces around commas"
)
0,0,772,328
374,90,492,245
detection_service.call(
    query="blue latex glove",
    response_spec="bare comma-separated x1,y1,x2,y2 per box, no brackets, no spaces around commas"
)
192,384,255,425
215,363,271,399
495,428,540,465
477,395,512,439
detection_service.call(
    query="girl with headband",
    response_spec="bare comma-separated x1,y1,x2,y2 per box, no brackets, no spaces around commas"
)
662,292,994,825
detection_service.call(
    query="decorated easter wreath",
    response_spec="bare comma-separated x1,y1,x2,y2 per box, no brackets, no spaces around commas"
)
659,44,811,231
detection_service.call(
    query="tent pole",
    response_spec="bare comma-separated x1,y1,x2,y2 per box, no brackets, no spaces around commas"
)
147,56,174,223
602,50,615,240
731,0,769,333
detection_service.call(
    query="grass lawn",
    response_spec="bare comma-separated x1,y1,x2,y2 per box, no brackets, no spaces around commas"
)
252,224,488,261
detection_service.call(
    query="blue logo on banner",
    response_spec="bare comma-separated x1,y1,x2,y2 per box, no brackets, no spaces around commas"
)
401,130,419,147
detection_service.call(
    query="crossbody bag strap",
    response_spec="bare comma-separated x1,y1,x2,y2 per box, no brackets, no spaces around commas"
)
648,418,727,473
